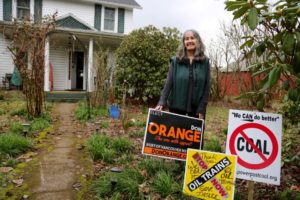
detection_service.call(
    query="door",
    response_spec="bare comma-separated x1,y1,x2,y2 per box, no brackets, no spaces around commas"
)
75,52,84,90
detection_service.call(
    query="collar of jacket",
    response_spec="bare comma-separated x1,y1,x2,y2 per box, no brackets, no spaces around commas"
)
177,56,204,64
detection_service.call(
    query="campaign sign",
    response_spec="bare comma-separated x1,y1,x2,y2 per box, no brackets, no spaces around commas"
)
183,149,237,200
142,109,204,161
225,109,282,185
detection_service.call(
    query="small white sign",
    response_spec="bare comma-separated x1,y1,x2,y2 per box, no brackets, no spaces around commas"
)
225,109,282,185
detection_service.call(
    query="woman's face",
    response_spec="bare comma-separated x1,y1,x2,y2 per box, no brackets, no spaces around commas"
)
184,31,197,52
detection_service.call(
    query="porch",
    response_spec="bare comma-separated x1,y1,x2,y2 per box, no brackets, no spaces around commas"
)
45,91,87,102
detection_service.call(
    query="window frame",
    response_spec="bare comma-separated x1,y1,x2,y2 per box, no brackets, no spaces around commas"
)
16,0,31,19
102,6,117,32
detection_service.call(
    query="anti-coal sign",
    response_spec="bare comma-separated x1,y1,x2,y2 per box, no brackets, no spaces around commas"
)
225,109,282,185
142,109,204,161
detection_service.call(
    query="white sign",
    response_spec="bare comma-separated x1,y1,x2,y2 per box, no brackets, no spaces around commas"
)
225,109,282,185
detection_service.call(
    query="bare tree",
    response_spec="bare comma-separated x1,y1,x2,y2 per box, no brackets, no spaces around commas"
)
8,15,56,117
208,21,262,103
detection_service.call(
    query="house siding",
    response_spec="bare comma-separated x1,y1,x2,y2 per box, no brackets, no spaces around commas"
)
50,43,68,90
43,0,94,28
124,9,133,34
0,35,14,86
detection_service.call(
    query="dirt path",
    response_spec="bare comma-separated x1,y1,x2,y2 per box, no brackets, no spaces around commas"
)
26,103,93,200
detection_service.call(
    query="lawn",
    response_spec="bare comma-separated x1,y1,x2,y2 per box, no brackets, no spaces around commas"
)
79,101,299,200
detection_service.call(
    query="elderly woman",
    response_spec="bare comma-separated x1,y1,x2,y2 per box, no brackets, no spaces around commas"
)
155,29,211,120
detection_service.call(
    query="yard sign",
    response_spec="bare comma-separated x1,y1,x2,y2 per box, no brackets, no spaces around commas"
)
142,109,204,161
225,109,282,185
183,149,237,200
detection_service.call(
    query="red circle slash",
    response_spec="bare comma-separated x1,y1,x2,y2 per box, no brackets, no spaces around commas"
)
229,123,278,169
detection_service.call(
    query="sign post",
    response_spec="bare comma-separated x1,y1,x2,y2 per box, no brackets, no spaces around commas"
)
226,109,282,185
247,181,254,200
142,109,204,161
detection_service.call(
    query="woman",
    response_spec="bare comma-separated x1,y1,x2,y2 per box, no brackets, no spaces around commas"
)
155,29,211,120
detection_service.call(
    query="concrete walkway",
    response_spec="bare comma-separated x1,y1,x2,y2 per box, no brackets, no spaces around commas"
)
28,103,92,200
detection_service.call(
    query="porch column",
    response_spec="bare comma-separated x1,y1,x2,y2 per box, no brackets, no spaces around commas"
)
87,38,93,92
44,36,50,91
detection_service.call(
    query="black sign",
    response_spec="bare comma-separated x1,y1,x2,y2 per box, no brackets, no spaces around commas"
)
142,109,204,161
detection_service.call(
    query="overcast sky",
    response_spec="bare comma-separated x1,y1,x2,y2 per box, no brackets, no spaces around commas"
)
133,0,234,43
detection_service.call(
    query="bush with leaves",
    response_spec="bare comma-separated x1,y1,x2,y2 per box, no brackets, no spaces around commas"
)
115,26,181,102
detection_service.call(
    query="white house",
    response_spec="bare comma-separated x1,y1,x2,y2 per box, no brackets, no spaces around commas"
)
0,0,141,92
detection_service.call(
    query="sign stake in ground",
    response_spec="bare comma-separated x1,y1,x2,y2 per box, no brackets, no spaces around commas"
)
247,181,254,200
226,109,282,185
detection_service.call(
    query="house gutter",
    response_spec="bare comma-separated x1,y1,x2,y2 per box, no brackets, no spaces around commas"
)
82,0,142,9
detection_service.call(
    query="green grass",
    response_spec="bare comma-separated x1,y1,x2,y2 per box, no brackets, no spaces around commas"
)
93,168,144,199
75,102,94,121
138,158,180,177
9,123,23,134
0,172,7,189
101,121,109,128
206,106,229,120
75,102,109,121
30,118,51,132
97,106,109,117
2,158,19,167
0,108,5,115
10,107,27,117
151,170,181,198
86,134,110,161
111,137,133,154
129,130,145,138
134,120,146,127
204,136,223,152
87,134,134,163
118,153,134,164
0,133,32,156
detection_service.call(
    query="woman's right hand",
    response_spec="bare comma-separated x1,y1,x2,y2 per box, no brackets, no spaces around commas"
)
155,105,163,110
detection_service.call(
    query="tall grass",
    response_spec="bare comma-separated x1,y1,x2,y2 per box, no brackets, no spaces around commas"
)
151,170,181,198
75,101,108,121
138,158,180,177
0,133,32,156
111,137,133,154
93,168,144,199
86,134,110,161
9,123,23,134
87,134,133,163
204,136,222,152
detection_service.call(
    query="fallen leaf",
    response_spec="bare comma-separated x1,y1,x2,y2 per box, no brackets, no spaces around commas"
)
290,185,300,191
0,167,13,173
12,178,23,186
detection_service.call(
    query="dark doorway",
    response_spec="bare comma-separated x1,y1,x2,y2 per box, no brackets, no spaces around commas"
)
75,52,84,90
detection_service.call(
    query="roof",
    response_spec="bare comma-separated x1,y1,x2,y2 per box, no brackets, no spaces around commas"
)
86,0,142,9
56,14,96,31
101,0,140,7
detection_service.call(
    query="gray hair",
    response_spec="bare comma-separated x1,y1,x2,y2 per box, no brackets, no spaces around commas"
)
177,29,206,61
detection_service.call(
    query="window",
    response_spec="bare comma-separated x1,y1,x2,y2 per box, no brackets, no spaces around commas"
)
104,7,115,31
17,0,30,19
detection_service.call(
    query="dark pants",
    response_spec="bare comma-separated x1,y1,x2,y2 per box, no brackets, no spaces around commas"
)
168,108,205,150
